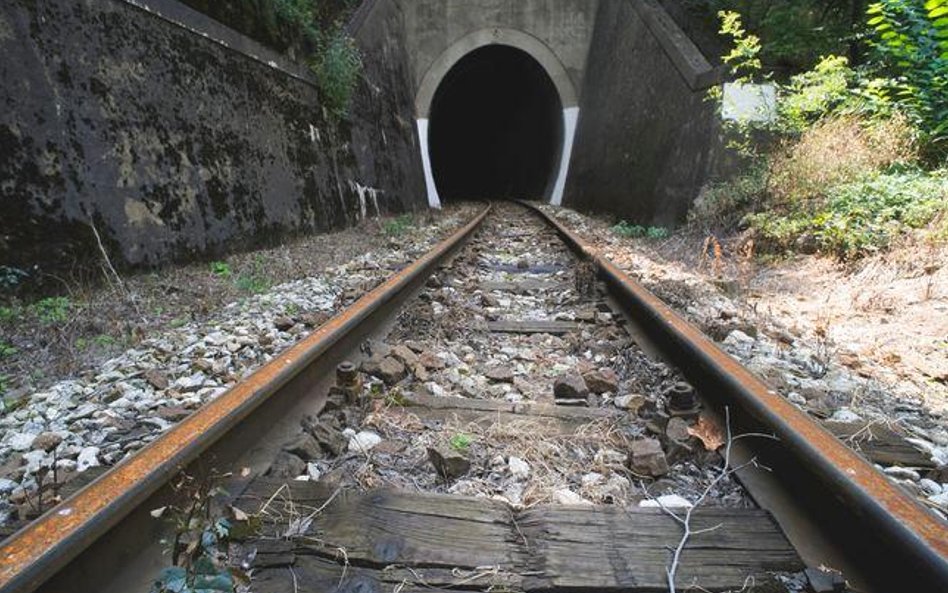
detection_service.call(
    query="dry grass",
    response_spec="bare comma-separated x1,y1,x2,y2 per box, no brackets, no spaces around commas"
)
769,114,918,206
438,415,636,507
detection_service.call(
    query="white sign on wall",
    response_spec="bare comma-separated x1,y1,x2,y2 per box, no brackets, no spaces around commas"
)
721,82,777,123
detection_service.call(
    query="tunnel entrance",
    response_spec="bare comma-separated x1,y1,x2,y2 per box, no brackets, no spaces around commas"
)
428,45,564,202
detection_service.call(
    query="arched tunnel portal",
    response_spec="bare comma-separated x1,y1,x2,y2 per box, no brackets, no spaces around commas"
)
430,46,561,202
415,29,580,208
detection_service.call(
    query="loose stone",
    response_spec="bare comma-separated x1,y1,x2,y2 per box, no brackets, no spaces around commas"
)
639,494,692,509
391,345,419,367
283,434,322,462
484,366,515,383
268,452,306,478
553,373,588,399
143,369,170,390
665,417,692,442
553,488,591,506
629,438,669,477
348,431,382,454
30,432,63,452
427,445,471,480
614,394,646,414
76,447,101,472
508,456,531,481
583,368,619,394
363,356,406,385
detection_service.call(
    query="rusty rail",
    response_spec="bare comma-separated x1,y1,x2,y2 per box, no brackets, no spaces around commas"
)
522,201,948,591
0,205,491,593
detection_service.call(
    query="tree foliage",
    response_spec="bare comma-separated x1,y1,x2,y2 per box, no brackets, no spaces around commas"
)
181,0,363,117
866,0,948,156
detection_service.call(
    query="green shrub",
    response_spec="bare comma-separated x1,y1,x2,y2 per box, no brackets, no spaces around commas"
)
691,164,769,228
611,221,670,239
778,55,854,132
612,221,647,238
210,261,232,278
450,434,472,452
693,1,854,70
235,274,270,294
646,226,670,239
0,266,28,292
0,341,17,358
866,0,948,158
0,306,16,323
311,28,363,118
31,297,71,324
383,214,413,236
747,169,948,258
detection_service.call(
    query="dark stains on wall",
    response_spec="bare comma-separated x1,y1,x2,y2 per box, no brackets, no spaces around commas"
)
0,0,424,279
565,0,715,226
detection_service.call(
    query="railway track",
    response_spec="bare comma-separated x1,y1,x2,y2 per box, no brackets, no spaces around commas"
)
0,202,946,593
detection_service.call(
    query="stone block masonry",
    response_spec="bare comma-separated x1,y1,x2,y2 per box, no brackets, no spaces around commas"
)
0,0,424,277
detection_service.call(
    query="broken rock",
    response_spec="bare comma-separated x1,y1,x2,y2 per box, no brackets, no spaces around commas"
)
665,417,692,442
629,438,669,477
283,433,322,462
391,344,419,367
583,368,619,394
303,417,347,456
419,351,446,370
362,356,406,385
143,369,170,390
484,365,515,383
348,431,382,454
30,432,63,452
268,452,306,478
76,447,101,473
427,445,471,480
508,456,531,480
553,488,592,506
554,373,588,399
614,394,646,413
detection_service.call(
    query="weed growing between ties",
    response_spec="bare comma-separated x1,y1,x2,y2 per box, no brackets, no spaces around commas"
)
150,472,254,593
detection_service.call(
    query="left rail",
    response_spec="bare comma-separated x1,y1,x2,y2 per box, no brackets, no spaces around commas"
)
0,205,491,593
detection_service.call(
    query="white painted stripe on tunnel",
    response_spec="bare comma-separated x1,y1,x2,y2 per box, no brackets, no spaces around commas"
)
550,107,579,207
416,118,442,209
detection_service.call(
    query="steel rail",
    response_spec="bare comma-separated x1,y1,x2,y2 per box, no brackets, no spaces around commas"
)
522,201,948,591
0,205,492,593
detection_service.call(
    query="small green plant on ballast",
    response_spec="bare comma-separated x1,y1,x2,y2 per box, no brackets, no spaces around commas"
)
611,221,669,239
383,214,413,236
0,341,17,358
30,297,71,324
150,472,250,593
209,261,232,278
234,255,271,294
450,433,473,452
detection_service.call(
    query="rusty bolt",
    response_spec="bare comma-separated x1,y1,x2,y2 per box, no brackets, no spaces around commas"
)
666,381,699,417
336,361,358,387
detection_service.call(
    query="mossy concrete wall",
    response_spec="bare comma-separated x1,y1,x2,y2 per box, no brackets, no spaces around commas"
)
0,0,424,277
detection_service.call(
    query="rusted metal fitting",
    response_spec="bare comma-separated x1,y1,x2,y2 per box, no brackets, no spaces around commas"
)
333,360,362,405
336,361,358,387
666,381,700,418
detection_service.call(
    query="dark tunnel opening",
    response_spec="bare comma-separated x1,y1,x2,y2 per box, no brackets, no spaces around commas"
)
429,45,563,202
